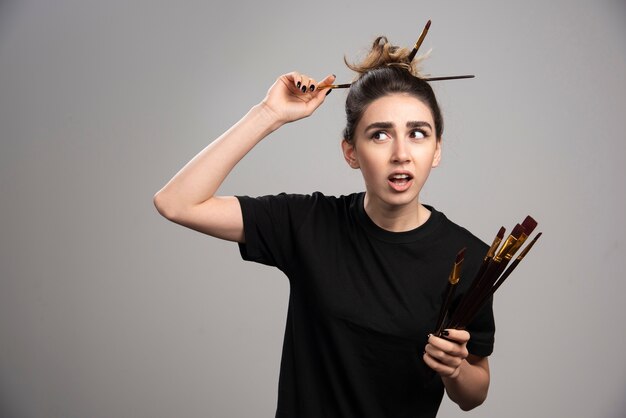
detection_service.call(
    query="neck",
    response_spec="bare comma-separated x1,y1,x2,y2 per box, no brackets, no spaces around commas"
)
363,193,431,232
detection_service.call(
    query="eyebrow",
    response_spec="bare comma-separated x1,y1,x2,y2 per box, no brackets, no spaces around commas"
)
364,121,433,131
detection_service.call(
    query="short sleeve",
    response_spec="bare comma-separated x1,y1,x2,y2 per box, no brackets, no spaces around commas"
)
465,295,496,357
235,193,316,271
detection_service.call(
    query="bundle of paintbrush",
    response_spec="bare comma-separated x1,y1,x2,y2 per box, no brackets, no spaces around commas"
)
434,216,542,336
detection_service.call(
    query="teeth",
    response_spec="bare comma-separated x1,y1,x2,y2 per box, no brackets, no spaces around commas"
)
391,174,409,179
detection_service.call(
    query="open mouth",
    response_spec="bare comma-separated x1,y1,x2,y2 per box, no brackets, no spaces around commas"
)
388,173,413,186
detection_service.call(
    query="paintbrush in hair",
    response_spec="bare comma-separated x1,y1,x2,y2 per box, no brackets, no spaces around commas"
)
317,20,474,90
408,19,432,62
318,75,476,90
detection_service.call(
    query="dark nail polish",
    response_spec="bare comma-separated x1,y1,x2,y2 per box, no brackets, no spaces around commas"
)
310,85,315,92
441,330,450,337
325,88,332,96
301,86,307,93
297,81,301,88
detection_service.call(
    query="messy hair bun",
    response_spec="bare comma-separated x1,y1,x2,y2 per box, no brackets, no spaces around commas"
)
342,36,442,144
345,36,426,79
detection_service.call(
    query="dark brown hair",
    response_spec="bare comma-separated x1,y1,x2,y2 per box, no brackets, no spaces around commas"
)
343,36,443,143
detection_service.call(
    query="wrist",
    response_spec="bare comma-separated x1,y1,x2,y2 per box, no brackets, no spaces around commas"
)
255,101,286,132
442,359,465,381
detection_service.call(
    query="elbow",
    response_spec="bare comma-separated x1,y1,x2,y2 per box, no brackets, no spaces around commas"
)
153,190,180,221
457,393,487,412
459,399,484,412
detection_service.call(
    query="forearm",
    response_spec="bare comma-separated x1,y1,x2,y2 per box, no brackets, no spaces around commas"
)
442,356,490,411
154,103,281,217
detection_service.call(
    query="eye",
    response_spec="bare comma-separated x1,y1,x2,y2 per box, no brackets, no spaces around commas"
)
410,129,427,140
371,131,391,142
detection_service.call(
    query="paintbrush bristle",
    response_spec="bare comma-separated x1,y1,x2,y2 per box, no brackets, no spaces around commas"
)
456,247,466,263
521,216,538,235
497,226,505,239
511,224,524,239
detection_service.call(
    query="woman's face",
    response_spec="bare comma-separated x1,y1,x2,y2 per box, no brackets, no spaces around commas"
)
342,93,441,211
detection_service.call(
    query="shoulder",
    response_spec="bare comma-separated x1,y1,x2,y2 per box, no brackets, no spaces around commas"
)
235,192,362,255
236,191,362,227
237,191,360,212
428,206,489,254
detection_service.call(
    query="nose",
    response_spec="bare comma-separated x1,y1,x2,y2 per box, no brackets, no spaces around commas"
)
391,138,411,164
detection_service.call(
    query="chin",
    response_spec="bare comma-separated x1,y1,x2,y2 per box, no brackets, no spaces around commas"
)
380,190,421,209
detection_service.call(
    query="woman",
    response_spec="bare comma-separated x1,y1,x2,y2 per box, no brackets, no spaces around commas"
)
154,36,494,417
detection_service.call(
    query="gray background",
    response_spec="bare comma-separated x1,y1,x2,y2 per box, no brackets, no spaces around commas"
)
1,0,625,417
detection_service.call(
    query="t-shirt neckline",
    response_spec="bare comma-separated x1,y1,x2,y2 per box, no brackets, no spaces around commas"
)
353,192,443,244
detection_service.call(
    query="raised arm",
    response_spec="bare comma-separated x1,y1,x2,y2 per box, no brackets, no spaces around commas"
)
153,72,335,242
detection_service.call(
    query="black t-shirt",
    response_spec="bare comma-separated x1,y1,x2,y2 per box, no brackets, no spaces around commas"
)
236,192,495,418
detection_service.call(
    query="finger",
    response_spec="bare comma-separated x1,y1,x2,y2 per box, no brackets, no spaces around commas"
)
429,330,469,349
301,73,330,94
317,73,336,90
307,76,316,92
296,74,314,93
291,73,334,95
441,329,470,344
285,72,312,93
423,352,459,378
279,72,304,94
312,74,336,97
288,72,303,91
427,334,469,360
305,74,337,107
315,74,338,91
425,343,465,369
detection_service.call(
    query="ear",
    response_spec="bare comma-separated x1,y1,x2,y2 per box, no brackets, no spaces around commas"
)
341,139,360,169
431,139,442,168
